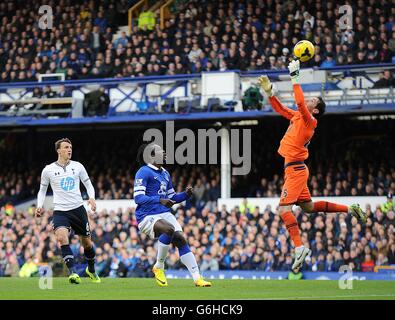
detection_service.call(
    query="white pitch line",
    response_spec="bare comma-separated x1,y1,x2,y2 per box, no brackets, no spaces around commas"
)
254,294,395,300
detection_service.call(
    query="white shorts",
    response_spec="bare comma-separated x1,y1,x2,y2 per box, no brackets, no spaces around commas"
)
138,212,182,239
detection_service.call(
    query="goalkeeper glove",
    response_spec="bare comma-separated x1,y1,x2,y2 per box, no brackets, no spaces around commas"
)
288,59,300,85
258,75,274,97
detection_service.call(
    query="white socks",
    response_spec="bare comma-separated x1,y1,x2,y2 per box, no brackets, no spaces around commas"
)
155,241,201,282
154,242,170,269
180,252,201,281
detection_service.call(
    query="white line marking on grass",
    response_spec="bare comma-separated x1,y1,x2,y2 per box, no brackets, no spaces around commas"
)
255,294,395,300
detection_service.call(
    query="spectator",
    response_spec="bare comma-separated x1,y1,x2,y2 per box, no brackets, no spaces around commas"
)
320,53,336,68
373,71,394,88
56,61,69,76
57,85,71,98
239,198,254,215
42,86,56,99
129,251,151,277
361,254,375,272
90,25,105,58
4,254,20,277
138,4,156,31
188,43,202,64
113,32,129,49
208,179,220,203
366,42,379,63
355,51,367,64
379,43,393,63
193,178,207,208
381,193,394,214
302,12,315,30
94,11,108,33
332,251,344,272
376,253,389,266
18,256,38,277
388,32,395,53
200,253,219,272
388,244,395,264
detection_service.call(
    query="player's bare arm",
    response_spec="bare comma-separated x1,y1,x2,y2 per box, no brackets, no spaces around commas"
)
160,198,176,208
87,198,97,212
80,163,97,213
35,207,44,217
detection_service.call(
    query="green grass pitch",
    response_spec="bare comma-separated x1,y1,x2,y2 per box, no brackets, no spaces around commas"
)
0,278,394,300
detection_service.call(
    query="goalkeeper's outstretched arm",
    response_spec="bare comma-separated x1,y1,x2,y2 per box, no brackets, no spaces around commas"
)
288,60,315,125
258,75,296,120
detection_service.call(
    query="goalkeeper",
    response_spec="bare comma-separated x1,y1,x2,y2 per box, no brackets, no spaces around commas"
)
258,60,367,272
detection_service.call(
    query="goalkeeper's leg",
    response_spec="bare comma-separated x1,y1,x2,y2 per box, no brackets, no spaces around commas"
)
279,205,311,273
300,201,367,223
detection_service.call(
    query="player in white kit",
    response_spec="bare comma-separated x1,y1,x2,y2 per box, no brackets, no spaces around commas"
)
36,138,100,284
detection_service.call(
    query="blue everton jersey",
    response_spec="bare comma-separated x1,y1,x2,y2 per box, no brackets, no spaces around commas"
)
133,164,187,224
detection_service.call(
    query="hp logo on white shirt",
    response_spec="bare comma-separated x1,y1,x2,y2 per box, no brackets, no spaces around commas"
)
60,177,75,191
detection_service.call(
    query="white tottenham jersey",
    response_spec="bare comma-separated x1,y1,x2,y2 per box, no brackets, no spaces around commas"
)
40,161,90,211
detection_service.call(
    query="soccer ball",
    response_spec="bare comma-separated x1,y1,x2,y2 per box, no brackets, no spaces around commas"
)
293,40,315,62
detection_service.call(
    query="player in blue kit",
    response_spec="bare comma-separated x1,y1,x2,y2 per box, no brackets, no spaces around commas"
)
134,143,212,287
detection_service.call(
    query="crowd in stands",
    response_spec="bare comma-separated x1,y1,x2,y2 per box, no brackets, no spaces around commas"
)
0,147,394,276
0,107,394,277
0,118,394,207
1,197,394,277
1,154,393,207
1,0,395,83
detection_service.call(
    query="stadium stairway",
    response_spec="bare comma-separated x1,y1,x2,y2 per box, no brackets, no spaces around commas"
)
114,0,168,40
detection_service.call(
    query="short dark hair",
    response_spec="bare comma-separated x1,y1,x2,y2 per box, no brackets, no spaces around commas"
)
55,138,72,152
315,97,326,118
136,143,156,166
136,143,148,166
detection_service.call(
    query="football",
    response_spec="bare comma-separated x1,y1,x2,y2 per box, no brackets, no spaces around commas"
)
293,40,315,62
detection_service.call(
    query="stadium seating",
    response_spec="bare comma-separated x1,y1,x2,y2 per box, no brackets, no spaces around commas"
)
1,199,393,277
0,0,394,83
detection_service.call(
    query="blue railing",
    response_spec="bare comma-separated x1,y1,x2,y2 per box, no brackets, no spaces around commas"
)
0,74,200,90
317,62,395,71
0,63,394,89
0,63,394,127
